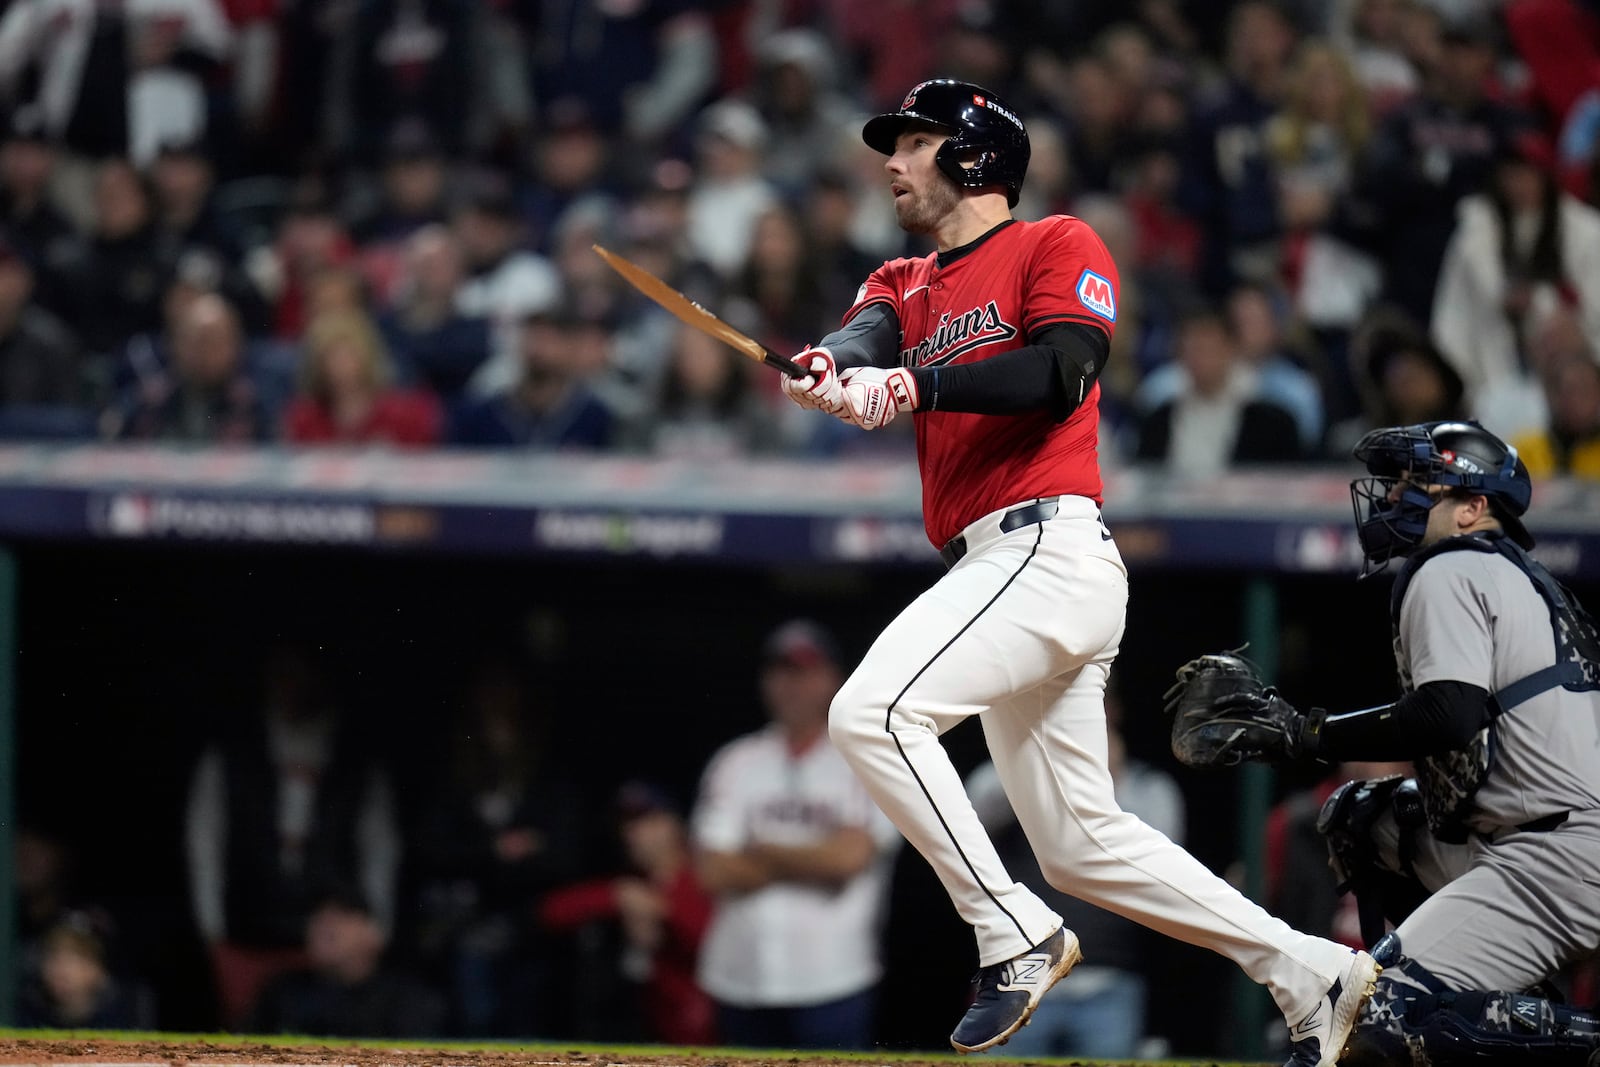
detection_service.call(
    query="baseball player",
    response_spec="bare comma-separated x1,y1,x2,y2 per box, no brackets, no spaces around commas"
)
1164,420,1600,1065
777,78,1377,1065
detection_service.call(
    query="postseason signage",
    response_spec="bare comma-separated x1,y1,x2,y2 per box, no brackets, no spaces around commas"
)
3,445,1600,576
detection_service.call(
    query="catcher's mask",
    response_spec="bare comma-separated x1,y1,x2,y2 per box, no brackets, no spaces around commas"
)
1350,420,1534,574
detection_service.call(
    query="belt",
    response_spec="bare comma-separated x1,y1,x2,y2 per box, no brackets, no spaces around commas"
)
1486,811,1570,844
940,497,1060,569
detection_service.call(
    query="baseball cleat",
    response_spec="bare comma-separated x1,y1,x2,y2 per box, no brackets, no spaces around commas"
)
1285,948,1382,1067
949,925,1081,1054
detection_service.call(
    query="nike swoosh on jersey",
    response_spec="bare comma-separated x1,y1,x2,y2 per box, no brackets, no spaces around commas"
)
903,285,930,300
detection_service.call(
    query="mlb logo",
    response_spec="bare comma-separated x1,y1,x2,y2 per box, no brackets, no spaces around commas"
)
1076,269,1116,322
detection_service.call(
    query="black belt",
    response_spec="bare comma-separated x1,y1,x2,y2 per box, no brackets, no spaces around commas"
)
940,497,1060,569
1518,811,1570,833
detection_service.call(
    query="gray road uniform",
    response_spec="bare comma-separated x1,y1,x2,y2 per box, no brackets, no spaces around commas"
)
1378,539,1600,992
1194,421,1600,1065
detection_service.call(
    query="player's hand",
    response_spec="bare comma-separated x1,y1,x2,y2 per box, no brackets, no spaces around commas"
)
839,366,918,430
779,347,844,415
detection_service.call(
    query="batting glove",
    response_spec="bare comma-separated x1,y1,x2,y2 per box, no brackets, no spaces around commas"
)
839,366,918,430
779,347,844,415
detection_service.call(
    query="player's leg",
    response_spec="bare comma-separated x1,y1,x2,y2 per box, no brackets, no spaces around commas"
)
981,655,1371,1065
828,516,1116,964
1384,811,1600,994
827,502,1122,1050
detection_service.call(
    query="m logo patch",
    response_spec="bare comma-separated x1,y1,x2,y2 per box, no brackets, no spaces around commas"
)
1077,269,1116,322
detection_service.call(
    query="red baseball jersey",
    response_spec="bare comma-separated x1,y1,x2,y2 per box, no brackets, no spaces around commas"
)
845,215,1119,548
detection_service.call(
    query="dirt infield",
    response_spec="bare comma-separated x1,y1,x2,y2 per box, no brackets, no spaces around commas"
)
0,1035,1272,1067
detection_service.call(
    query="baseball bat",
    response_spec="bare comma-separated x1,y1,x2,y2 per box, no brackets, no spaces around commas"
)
592,244,808,379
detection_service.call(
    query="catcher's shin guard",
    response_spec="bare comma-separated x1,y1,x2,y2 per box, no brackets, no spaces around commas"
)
1345,936,1600,1067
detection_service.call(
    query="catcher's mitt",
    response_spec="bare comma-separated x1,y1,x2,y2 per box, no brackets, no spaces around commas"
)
1163,649,1309,767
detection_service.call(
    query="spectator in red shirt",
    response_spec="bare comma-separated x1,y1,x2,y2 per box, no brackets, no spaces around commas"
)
539,781,716,1046
282,310,440,447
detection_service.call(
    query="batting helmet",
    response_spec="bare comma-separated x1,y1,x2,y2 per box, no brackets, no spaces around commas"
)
861,79,1030,207
1350,420,1534,570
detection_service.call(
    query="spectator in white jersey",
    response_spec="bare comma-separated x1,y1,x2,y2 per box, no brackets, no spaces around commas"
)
689,620,900,1050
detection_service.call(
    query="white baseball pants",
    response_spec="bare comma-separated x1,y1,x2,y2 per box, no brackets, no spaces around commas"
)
829,495,1354,1021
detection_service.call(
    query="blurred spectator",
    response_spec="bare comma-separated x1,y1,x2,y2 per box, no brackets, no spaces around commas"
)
0,234,89,438
0,109,86,322
1123,135,1203,284
376,225,492,400
528,0,718,145
452,172,562,399
1059,55,1138,197
686,99,779,279
150,137,242,262
1230,281,1325,451
730,203,830,352
963,683,1183,1060
104,291,271,442
404,658,584,1037
338,0,489,166
1330,0,1422,115
80,158,170,357
1511,328,1600,477
539,781,716,1046
1135,305,1304,472
1344,11,1527,323
1135,281,1323,452
1502,0,1600,201
827,0,964,114
447,305,615,450
0,0,232,215
249,887,446,1039
1325,308,1468,457
349,120,452,300
803,169,883,321
749,28,858,200
619,322,783,459
184,644,401,1026
282,310,441,447
519,98,617,256
1270,40,1381,418
16,912,150,1029
1180,0,1299,293
1012,114,1071,222
254,186,357,341
1431,128,1600,438
691,620,900,1051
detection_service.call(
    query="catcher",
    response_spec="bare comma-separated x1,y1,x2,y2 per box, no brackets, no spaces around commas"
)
1167,421,1600,1066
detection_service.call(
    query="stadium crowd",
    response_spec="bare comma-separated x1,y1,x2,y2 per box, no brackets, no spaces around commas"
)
9,0,1600,1052
0,0,1597,471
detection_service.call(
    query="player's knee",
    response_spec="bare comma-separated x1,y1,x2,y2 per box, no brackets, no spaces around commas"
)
827,685,878,752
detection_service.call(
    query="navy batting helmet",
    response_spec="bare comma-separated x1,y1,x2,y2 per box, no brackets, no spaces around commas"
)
1350,420,1534,571
861,79,1030,207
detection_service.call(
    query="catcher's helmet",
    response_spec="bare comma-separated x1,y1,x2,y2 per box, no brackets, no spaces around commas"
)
1350,420,1534,571
862,79,1030,207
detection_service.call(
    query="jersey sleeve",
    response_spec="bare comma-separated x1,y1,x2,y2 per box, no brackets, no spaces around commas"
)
842,259,906,327
1023,215,1120,341
1400,557,1497,691
689,741,749,852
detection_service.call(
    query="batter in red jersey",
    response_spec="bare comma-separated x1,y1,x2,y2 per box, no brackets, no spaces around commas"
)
778,79,1377,1065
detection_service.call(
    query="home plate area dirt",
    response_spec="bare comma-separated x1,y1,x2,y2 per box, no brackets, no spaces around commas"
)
0,1038,1268,1067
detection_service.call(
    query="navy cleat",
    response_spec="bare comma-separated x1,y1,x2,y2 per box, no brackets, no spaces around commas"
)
950,926,1081,1053
1287,948,1383,1067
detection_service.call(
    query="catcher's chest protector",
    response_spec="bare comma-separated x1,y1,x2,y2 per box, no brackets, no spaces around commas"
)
1390,533,1600,843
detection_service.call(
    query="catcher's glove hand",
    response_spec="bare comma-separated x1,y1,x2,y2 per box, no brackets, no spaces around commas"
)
1162,649,1323,767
